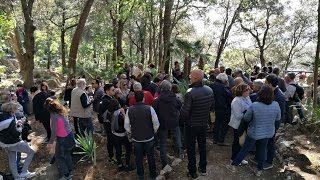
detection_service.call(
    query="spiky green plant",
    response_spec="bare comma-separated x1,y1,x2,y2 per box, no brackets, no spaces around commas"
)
77,131,97,166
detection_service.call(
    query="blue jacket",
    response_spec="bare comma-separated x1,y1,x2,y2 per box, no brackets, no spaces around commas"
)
244,101,281,140
274,87,285,128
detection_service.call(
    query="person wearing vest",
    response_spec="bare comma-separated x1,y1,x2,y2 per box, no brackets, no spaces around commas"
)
180,69,214,179
69,79,93,136
124,91,160,180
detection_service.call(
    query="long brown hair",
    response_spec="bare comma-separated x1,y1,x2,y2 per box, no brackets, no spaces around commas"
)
45,98,68,116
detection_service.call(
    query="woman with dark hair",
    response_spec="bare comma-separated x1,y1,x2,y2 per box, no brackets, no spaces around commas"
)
227,85,281,176
33,82,51,143
228,83,252,165
45,98,75,180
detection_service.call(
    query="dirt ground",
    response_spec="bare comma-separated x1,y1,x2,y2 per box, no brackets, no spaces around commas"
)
1,115,320,180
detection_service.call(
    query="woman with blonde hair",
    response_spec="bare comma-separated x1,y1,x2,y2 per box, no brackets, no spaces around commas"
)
0,102,36,179
45,98,75,180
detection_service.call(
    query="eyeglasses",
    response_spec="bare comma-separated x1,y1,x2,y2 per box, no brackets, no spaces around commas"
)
245,88,251,91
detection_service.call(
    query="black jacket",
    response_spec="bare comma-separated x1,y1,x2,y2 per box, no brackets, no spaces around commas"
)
153,90,182,130
0,112,21,145
180,82,214,127
98,95,120,122
33,91,50,123
209,79,232,111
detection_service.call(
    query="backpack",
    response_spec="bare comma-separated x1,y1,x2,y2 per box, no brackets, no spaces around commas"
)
113,110,126,133
290,84,304,102
98,97,111,123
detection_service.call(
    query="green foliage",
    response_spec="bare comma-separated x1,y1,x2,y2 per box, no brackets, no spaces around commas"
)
0,12,15,58
0,65,7,77
77,132,97,166
173,77,189,97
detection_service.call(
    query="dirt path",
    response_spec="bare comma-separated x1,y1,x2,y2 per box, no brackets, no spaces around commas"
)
1,116,319,180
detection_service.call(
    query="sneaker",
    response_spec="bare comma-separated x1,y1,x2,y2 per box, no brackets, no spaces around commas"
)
226,164,237,173
254,169,262,176
240,160,248,165
20,171,36,178
249,157,258,165
198,167,207,176
187,172,198,179
263,163,273,170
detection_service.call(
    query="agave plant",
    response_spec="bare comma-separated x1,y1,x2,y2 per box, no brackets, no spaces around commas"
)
77,132,97,166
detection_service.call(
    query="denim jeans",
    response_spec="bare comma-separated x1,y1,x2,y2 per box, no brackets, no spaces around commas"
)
186,125,207,174
231,128,241,160
134,140,156,180
113,134,132,166
78,117,93,136
213,109,230,143
232,136,268,170
6,141,35,179
159,127,183,167
56,133,75,176
104,122,114,159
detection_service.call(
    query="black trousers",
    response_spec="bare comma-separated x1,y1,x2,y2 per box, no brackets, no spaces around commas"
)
213,110,230,143
186,125,207,174
113,134,132,165
104,122,114,159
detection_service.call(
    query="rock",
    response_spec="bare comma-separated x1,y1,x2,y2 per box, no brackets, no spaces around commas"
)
163,164,172,173
171,158,182,167
156,175,165,180
46,79,60,88
160,170,166,176
33,164,60,180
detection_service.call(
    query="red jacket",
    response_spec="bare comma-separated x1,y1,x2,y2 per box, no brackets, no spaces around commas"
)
129,91,154,106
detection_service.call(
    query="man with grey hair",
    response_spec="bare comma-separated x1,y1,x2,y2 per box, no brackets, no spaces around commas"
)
129,82,154,106
70,78,93,136
209,73,232,146
250,79,264,102
152,80,183,169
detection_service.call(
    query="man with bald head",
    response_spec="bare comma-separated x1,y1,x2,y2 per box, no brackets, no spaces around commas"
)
180,69,214,179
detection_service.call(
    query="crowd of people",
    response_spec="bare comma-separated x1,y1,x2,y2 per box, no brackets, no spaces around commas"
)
0,61,307,180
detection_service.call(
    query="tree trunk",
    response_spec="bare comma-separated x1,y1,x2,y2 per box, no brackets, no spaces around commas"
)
140,22,146,64
20,0,36,88
215,38,226,68
158,1,164,69
260,48,265,67
313,0,320,108
111,19,117,62
105,53,109,70
116,20,125,59
161,0,174,71
61,29,66,68
148,22,153,65
68,0,94,74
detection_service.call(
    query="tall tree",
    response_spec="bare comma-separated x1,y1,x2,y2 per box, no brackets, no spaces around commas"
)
238,0,283,67
161,0,174,73
9,0,36,88
214,0,243,68
68,0,94,73
49,0,79,69
314,0,320,108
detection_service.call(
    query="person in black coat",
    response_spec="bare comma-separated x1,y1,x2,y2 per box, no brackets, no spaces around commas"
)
152,80,183,168
209,73,232,146
33,82,51,142
180,69,214,179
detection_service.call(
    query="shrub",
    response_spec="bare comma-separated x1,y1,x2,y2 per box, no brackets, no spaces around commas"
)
77,131,97,166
